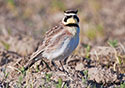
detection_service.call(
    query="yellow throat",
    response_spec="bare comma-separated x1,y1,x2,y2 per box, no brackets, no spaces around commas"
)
67,17,77,24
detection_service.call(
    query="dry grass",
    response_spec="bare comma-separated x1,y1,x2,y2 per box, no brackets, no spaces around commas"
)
0,0,125,88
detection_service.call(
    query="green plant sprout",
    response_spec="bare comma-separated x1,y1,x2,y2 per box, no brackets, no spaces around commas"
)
1,41,10,50
108,40,118,48
56,78,62,88
45,73,52,82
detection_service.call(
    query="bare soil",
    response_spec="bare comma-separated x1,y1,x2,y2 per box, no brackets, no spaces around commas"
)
0,0,125,88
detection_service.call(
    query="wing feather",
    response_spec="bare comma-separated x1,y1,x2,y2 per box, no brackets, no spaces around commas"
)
30,23,65,59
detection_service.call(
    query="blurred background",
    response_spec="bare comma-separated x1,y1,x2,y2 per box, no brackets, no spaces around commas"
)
0,0,125,55
0,0,125,87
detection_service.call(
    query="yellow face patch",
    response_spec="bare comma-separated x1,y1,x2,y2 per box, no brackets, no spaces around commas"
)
67,17,77,24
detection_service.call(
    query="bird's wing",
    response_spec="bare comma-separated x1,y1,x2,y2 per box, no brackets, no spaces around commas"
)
24,24,73,70
31,23,73,60
24,24,64,70
30,24,64,59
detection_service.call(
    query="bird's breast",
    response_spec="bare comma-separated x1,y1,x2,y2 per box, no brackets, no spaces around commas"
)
42,27,80,60
67,26,79,36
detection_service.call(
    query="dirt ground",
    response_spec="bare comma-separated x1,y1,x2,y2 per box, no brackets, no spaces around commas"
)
0,0,125,88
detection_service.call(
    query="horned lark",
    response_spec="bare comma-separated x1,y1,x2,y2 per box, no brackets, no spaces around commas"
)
24,9,80,70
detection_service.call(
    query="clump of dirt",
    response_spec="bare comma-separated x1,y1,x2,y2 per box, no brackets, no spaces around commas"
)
0,46,124,87
0,0,125,87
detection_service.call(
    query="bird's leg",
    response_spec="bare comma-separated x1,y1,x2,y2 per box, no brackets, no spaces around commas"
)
59,60,65,71
59,60,69,75
41,59,52,71
64,57,68,65
51,60,61,71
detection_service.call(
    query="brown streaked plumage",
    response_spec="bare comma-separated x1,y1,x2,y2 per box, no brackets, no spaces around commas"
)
24,9,80,70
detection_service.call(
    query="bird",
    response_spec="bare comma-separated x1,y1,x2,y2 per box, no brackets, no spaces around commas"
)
24,9,80,71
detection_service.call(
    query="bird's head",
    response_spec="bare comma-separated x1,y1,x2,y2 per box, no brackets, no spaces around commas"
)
62,9,79,26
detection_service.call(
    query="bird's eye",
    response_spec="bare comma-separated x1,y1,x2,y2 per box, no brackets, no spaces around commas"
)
64,17,68,22
64,16,72,22
73,15,79,22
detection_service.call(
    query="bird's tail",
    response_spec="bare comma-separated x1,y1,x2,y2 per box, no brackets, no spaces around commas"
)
24,57,39,70
24,50,43,70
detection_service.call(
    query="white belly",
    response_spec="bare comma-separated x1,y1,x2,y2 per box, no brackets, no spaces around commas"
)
42,35,79,61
